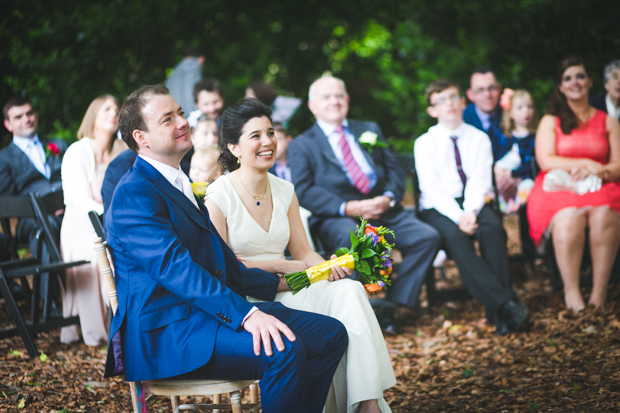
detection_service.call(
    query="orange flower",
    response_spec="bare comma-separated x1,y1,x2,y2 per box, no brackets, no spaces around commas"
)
364,225,377,235
364,283,382,293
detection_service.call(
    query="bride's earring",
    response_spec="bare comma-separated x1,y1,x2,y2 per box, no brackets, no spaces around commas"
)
237,156,241,164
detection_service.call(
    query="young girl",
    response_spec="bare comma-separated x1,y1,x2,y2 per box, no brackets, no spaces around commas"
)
189,146,223,184
191,116,219,150
494,88,539,214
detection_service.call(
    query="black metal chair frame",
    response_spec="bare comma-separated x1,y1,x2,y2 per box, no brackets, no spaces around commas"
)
0,191,88,357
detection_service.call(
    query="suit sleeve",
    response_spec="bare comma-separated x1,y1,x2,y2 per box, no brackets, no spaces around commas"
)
111,182,255,331
289,136,347,217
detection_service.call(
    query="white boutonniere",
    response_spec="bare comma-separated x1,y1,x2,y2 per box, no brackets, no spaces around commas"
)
358,131,387,153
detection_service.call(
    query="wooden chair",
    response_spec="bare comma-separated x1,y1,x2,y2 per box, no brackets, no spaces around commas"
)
0,192,87,357
92,236,261,413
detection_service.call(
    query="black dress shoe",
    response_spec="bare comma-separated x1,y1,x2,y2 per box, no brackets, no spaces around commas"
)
498,300,528,332
369,298,397,329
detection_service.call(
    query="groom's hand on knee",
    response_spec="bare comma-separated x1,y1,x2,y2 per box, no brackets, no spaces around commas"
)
243,310,296,356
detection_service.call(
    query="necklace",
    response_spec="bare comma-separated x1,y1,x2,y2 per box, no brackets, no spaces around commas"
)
238,171,269,206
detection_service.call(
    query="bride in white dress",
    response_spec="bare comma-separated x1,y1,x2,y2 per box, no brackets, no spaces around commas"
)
205,98,395,413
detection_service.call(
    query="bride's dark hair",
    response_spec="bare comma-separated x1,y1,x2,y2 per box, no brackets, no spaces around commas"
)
219,97,273,172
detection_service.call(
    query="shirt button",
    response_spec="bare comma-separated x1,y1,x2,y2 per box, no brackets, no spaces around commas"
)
216,269,223,276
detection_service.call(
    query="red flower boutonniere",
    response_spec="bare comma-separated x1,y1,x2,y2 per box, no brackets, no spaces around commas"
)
45,142,60,159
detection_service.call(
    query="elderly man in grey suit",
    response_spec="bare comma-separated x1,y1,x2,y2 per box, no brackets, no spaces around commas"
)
288,76,441,333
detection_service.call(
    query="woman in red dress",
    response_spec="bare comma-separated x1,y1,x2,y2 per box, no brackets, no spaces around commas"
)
528,56,620,311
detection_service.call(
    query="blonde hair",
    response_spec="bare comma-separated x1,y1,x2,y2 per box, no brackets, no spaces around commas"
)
501,89,538,136
77,95,119,140
192,146,222,169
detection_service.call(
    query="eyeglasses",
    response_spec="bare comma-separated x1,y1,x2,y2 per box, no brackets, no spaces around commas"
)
431,94,461,106
471,85,501,95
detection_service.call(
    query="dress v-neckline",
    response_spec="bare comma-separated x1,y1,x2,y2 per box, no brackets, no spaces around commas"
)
226,174,275,234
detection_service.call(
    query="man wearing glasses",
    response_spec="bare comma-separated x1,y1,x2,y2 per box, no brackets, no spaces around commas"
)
463,67,503,139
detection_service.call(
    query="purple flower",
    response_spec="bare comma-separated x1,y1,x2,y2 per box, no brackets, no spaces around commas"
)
377,281,385,287
382,256,392,268
370,232,380,247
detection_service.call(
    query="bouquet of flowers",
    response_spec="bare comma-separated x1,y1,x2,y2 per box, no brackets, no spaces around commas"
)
284,217,394,294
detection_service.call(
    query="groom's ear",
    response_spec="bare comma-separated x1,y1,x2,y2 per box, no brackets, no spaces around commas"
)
133,129,147,149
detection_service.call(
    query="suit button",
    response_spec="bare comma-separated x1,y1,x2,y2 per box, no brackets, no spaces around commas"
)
216,269,223,276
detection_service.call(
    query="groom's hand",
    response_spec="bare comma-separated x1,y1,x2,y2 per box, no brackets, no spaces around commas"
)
244,310,296,356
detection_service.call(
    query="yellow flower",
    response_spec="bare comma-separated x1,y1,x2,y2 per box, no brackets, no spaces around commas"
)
191,182,208,199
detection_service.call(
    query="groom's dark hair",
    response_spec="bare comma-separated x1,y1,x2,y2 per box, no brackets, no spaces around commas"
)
219,97,272,172
119,84,169,152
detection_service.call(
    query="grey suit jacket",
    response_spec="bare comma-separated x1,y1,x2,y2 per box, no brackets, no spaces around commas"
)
289,119,404,226
0,138,67,196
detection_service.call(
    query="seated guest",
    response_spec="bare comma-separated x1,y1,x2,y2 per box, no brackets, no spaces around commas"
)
104,85,347,413
415,79,528,335
186,77,225,128
288,75,441,333
1,96,67,307
590,59,620,120
60,95,126,346
528,56,620,311
0,96,67,255
245,80,278,107
189,146,222,184
268,122,292,182
463,67,503,145
206,98,395,413
191,116,219,149
493,89,539,274
246,81,302,127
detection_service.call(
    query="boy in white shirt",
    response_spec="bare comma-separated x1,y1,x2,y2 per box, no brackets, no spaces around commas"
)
415,79,528,335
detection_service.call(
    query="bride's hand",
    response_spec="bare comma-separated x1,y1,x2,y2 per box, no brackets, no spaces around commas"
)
329,254,353,281
278,260,308,274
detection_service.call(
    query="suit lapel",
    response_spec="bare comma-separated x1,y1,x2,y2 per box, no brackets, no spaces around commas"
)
348,120,378,171
9,142,47,179
135,158,210,231
311,124,342,168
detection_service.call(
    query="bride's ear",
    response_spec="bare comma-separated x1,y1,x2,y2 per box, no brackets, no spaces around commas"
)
227,143,238,157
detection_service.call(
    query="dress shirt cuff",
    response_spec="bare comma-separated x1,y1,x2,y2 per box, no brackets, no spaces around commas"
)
382,191,395,200
339,202,347,217
242,306,259,326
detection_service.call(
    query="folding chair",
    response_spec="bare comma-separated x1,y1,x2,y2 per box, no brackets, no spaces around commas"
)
92,236,261,413
0,193,87,357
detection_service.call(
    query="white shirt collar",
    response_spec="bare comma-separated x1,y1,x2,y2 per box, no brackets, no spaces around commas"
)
432,121,468,139
13,133,41,150
138,154,184,187
606,95,620,118
316,118,350,137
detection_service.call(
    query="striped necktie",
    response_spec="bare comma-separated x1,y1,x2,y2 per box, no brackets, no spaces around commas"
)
337,125,370,195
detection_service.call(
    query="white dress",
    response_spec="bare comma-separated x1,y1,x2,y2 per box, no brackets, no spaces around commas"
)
207,174,395,413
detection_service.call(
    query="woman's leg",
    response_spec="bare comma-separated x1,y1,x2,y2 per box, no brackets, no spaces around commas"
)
550,208,587,311
587,206,620,308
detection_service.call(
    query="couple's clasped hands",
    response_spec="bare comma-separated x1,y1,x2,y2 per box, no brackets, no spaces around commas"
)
245,255,352,356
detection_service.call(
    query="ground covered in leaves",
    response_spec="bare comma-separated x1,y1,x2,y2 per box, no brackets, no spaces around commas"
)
1,216,619,412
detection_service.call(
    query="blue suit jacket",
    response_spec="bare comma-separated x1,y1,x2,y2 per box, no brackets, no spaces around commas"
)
104,157,279,381
288,120,404,227
590,94,608,114
463,103,503,159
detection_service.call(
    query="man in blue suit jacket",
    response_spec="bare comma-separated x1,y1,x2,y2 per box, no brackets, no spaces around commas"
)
462,67,503,152
104,85,347,413
288,76,441,332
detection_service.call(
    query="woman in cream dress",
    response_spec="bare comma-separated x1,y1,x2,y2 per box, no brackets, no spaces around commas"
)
60,95,127,345
205,98,395,413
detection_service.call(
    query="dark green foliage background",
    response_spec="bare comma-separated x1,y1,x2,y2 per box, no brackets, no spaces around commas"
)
1,0,618,151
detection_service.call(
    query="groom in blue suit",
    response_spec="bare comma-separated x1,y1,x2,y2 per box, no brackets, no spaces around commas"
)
104,85,347,413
